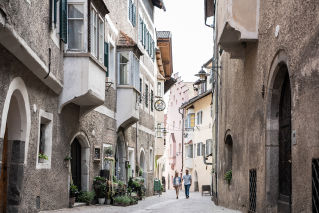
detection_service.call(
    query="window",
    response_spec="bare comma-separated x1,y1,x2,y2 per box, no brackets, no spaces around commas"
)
118,51,139,89
145,84,149,107
90,7,104,62
187,145,193,158
185,113,195,129
157,82,162,97
128,147,135,178
197,111,203,125
128,0,136,26
156,123,162,138
150,90,154,112
36,110,53,169
102,144,112,170
206,139,212,156
68,3,84,50
196,142,204,156
119,52,129,85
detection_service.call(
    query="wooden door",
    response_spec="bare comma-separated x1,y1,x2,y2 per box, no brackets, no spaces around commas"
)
0,129,8,213
71,139,81,191
278,73,292,212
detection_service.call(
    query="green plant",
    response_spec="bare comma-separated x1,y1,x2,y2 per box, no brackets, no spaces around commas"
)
104,147,113,156
224,169,232,184
77,191,95,204
38,153,48,160
93,176,107,198
139,168,143,177
69,184,79,198
64,156,72,161
113,175,118,183
114,196,131,205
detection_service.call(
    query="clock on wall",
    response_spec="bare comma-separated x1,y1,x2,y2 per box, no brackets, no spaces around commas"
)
154,99,166,111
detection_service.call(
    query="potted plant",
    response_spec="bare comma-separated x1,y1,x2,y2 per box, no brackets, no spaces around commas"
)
78,191,95,205
69,184,79,208
224,169,232,185
138,168,143,177
93,176,107,204
38,153,48,163
106,190,113,205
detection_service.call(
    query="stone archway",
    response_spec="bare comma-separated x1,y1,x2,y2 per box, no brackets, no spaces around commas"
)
0,77,31,212
115,130,127,182
139,148,146,181
265,50,292,212
69,132,90,191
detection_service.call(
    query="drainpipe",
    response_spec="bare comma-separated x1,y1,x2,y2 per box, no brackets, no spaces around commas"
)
204,0,219,203
136,122,138,177
178,107,184,174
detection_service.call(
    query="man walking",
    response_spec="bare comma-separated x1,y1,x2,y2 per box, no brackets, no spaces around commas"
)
182,169,192,199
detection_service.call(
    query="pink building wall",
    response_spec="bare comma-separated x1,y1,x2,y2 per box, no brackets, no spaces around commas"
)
166,73,194,188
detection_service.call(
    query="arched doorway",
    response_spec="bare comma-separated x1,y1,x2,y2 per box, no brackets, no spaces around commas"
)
70,133,90,191
278,69,292,211
71,139,81,190
266,52,292,212
115,131,126,182
225,134,233,172
140,149,146,179
0,77,31,212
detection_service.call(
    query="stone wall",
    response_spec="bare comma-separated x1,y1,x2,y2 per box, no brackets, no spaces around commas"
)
216,0,319,212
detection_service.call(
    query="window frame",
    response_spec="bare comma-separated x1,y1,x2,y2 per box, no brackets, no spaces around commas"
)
67,2,85,51
36,110,53,170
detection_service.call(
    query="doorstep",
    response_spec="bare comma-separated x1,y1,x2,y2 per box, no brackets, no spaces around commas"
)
74,202,86,207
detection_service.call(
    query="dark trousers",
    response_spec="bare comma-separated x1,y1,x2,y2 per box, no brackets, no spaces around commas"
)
184,184,190,197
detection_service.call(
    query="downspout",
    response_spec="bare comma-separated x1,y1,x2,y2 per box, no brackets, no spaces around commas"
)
214,0,219,203
136,122,138,177
178,107,184,174
204,0,219,203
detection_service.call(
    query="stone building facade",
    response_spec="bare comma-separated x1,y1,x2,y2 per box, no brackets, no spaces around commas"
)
0,0,165,212
205,0,319,212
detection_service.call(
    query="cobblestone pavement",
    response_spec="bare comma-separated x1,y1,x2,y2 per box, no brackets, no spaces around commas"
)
41,190,241,213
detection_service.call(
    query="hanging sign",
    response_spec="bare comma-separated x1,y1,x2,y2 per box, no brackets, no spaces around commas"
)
154,99,166,111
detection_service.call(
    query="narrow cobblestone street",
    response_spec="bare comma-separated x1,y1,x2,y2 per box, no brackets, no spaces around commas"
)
41,190,240,213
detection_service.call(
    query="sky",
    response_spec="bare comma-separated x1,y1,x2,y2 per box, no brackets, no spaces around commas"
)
155,0,214,83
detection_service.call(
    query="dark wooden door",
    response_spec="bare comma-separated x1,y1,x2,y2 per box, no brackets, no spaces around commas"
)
0,129,8,213
278,73,292,212
71,139,81,191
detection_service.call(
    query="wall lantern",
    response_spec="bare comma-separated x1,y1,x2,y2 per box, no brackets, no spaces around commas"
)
195,67,209,82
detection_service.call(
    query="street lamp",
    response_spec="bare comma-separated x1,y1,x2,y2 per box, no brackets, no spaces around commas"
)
195,67,210,82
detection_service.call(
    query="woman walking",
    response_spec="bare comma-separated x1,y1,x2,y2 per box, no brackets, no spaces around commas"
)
173,171,181,199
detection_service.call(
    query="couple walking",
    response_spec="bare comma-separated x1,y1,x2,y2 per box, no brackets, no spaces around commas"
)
173,169,192,199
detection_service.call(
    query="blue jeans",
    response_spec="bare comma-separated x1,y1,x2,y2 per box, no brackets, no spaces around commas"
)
184,184,190,197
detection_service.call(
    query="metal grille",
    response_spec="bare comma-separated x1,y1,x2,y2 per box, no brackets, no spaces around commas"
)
312,159,319,212
249,169,257,212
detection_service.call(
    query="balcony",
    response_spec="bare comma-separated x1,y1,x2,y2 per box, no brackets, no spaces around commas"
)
59,53,106,111
58,0,110,111
116,86,140,129
116,32,143,130
217,0,259,58
185,158,194,169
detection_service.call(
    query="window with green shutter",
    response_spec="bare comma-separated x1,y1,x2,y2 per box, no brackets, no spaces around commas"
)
60,0,67,43
139,16,143,42
104,42,109,76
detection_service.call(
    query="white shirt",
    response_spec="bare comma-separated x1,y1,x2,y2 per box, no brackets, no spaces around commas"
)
183,174,192,185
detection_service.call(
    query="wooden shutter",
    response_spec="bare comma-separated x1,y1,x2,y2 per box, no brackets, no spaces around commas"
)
60,0,67,43
190,113,195,128
104,42,109,76
139,17,142,42
53,0,57,26
133,4,136,27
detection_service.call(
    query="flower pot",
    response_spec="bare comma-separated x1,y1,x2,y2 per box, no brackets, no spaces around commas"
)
69,197,75,208
39,158,44,163
106,199,111,205
98,198,105,205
